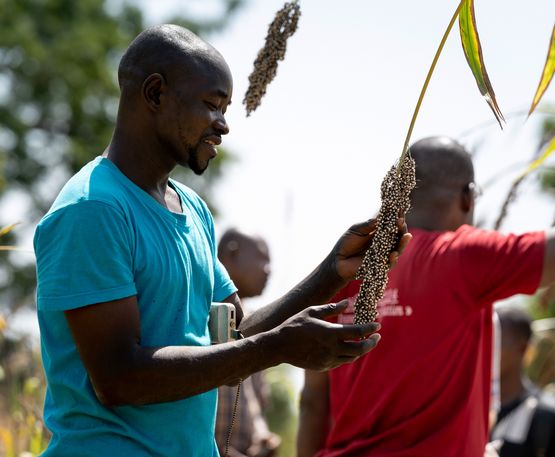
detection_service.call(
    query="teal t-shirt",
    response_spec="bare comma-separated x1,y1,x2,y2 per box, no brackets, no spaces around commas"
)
34,157,237,457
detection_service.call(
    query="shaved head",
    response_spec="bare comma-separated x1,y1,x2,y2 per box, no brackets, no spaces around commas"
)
218,228,267,260
118,24,229,94
218,229,271,299
111,24,233,176
409,136,474,209
497,306,532,345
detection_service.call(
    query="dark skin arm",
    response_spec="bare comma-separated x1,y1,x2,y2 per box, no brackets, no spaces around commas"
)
65,219,410,406
66,297,379,406
297,369,330,457
239,218,410,336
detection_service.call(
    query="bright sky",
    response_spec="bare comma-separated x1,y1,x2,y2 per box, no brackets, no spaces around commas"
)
8,1,555,341
5,0,554,407
137,0,555,310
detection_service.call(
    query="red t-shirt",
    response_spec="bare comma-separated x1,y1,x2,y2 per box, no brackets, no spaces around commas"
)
318,225,545,457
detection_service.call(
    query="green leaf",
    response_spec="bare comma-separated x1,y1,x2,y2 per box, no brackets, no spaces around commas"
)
0,222,19,238
399,0,465,164
529,25,555,116
459,0,505,128
518,136,555,179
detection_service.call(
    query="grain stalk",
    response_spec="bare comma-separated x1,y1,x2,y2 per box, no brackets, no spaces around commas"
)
354,0,465,323
494,134,555,230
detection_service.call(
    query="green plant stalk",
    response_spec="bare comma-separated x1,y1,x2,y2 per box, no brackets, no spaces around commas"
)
398,0,465,171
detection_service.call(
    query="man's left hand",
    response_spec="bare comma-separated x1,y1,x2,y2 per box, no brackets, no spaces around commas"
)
331,217,411,281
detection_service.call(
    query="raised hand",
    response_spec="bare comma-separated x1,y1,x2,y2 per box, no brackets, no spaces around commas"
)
330,218,411,281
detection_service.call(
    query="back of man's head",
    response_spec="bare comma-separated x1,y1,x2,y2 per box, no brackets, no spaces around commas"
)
407,136,475,230
497,306,533,380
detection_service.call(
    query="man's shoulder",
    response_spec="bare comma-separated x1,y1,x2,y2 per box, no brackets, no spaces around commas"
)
428,225,544,251
44,157,127,219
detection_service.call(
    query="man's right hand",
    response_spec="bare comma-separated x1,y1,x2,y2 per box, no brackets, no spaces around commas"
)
271,300,380,371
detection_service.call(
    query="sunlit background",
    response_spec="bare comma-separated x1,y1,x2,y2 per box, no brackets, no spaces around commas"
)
1,0,555,455
139,0,555,307
5,0,555,327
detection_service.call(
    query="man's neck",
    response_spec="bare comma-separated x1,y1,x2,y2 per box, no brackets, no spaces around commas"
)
107,126,174,197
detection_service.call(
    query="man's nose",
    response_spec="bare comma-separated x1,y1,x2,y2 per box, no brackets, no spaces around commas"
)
214,114,229,135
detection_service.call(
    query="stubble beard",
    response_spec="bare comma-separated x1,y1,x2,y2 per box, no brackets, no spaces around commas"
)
187,146,208,176
178,122,208,176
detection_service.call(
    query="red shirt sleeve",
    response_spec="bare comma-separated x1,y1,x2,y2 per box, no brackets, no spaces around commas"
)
455,226,545,305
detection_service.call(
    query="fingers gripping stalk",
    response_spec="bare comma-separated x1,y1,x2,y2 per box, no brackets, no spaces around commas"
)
354,155,416,324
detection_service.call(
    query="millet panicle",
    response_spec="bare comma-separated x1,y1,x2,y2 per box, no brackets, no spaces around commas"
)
354,155,416,324
243,1,301,116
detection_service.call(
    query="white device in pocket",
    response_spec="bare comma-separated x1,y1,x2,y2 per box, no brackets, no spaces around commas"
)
209,302,241,344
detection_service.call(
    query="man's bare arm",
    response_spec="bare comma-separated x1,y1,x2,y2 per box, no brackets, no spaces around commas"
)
240,218,410,336
297,370,331,457
65,297,380,406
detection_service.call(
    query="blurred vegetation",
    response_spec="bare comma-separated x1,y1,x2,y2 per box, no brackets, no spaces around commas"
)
265,364,299,457
523,112,555,390
0,1,247,455
533,107,555,202
0,0,243,315
0,313,48,456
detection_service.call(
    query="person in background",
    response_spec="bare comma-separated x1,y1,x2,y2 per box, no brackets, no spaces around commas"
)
215,228,280,457
298,136,555,457
490,306,555,457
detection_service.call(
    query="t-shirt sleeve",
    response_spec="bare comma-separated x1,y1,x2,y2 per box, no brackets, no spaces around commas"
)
194,197,236,302
458,228,545,305
213,257,236,302
34,200,137,311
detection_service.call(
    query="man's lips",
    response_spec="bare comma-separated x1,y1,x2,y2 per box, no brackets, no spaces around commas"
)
201,136,221,159
203,136,222,146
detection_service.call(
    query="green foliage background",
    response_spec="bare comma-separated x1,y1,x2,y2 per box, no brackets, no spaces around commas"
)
0,0,241,314
0,3,303,456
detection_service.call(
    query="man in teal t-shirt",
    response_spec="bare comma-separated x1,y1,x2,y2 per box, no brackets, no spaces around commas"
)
35,157,236,456
34,25,409,456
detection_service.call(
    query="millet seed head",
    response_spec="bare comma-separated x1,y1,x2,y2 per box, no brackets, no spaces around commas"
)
243,1,301,116
354,155,416,324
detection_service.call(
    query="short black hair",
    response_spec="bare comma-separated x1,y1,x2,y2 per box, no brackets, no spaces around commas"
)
410,136,474,190
408,136,474,210
497,306,533,343
118,24,219,93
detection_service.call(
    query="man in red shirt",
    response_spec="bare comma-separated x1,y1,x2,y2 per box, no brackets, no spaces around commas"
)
297,136,555,457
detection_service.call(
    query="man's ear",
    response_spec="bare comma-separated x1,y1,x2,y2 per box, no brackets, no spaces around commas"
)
227,240,240,258
142,73,166,112
461,186,473,214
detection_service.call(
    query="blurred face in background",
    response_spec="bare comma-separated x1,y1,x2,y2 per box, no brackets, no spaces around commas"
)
226,236,270,299
499,323,528,380
237,237,270,298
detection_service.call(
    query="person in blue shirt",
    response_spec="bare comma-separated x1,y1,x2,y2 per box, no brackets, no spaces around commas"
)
33,24,410,456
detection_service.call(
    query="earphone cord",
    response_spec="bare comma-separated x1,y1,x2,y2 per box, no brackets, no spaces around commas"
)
224,378,242,457
224,330,245,457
